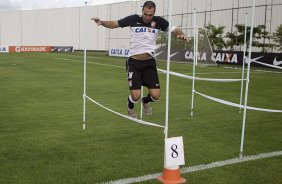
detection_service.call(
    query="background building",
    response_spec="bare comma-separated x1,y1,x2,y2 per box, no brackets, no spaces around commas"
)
0,0,281,52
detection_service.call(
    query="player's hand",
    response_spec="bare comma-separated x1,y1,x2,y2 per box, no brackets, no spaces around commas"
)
177,34,187,40
91,17,101,25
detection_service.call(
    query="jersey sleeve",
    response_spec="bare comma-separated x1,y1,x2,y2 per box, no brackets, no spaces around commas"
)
157,16,169,32
118,14,139,28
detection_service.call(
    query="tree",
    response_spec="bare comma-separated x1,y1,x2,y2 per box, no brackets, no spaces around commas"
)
226,24,270,52
226,24,247,50
273,24,282,51
204,24,227,50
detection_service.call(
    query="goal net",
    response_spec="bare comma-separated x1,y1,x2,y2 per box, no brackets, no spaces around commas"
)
156,27,216,66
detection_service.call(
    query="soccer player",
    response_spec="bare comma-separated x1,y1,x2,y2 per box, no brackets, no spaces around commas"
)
92,1,187,118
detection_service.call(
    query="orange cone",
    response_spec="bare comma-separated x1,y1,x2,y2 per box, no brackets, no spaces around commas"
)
157,167,186,184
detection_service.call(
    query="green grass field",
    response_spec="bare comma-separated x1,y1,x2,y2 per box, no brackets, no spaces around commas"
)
0,52,281,184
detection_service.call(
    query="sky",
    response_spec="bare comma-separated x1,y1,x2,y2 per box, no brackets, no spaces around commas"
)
0,0,134,10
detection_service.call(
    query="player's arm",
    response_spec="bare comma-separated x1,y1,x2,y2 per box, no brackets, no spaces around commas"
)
91,17,119,29
160,17,188,40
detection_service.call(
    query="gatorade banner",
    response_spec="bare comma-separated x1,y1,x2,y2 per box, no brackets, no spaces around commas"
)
9,46,51,53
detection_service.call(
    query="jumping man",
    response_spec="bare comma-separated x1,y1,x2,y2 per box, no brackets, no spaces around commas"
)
92,1,187,118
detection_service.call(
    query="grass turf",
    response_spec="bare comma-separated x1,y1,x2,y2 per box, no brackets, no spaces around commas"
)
0,52,281,183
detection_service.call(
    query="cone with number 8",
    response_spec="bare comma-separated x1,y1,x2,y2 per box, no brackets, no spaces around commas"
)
158,137,186,183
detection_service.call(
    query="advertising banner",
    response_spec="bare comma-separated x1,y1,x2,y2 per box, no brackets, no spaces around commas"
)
9,46,51,53
109,48,129,57
0,46,9,53
156,49,282,67
51,46,73,53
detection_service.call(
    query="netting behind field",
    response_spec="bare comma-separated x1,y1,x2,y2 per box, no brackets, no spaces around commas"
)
156,27,216,66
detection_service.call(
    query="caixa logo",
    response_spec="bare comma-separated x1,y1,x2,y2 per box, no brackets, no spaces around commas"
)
135,27,156,34
0,46,9,53
109,48,129,57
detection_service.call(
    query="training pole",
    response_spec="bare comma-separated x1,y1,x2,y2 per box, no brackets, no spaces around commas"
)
162,0,172,167
240,0,256,159
162,0,182,172
164,0,173,139
239,13,248,113
83,2,87,130
190,9,196,117
158,2,187,181
196,27,199,65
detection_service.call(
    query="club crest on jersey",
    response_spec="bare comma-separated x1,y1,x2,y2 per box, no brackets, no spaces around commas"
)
135,27,156,34
150,21,156,28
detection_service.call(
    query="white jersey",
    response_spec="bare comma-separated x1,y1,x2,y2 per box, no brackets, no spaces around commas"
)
118,14,169,57
129,27,159,57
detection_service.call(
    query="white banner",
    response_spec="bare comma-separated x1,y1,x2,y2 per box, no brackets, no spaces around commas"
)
109,48,129,57
0,46,9,53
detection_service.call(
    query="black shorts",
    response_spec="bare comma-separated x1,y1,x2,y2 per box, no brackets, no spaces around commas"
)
126,57,160,90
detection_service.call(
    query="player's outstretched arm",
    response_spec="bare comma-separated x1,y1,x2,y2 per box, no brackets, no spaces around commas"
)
91,17,119,29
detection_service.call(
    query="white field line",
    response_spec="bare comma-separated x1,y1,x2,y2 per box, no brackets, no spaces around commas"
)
54,57,282,75
100,151,282,184
54,57,124,68
222,66,282,74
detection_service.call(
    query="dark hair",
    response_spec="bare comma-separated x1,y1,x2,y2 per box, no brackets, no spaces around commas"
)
142,1,156,11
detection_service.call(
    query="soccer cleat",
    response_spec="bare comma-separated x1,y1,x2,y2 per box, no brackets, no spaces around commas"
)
127,108,137,119
142,100,152,116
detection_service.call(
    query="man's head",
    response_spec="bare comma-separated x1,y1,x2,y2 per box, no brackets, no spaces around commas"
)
142,1,156,23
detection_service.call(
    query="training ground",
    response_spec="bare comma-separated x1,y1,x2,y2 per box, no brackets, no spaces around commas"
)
0,52,281,183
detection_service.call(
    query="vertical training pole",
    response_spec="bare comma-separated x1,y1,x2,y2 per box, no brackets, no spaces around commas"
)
195,26,199,66
83,2,87,130
240,0,256,159
190,9,196,117
140,86,144,120
164,0,173,139
162,0,181,172
158,2,186,182
239,13,248,113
